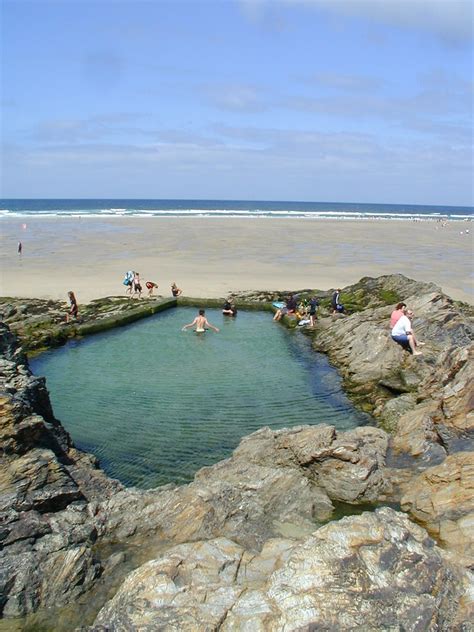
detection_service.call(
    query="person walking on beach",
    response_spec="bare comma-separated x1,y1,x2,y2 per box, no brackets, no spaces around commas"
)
66,291,78,323
17,241,22,255
391,309,423,356
171,282,182,297
182,309,219,333
123,270,134,294
132,272,142,299
145,280,158,297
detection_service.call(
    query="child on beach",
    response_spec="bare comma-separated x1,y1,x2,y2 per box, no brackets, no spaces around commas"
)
145,281,158,297
66,291,78,323
171,282,182,297
182,309,219,333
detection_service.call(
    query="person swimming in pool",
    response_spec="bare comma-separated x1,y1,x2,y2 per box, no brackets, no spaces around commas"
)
182,309,219,333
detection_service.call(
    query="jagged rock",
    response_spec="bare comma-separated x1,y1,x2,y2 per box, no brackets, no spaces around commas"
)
90,508,469,631
401,452,474,566
97,424,389,555
0,275,473,624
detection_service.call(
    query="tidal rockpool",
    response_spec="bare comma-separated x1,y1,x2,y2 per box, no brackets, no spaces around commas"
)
31,307,372,488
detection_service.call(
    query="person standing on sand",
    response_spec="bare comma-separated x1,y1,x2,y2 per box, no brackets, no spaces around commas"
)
17,242,22,255
182,309,219,333
66,291,78,323
171,282,182,297
132,272,142,299
124,271,134,294
391,309,423,355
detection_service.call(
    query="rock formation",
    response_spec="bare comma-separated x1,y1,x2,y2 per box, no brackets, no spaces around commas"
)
0,274,472,629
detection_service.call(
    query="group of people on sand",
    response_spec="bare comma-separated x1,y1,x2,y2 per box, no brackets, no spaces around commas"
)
390,302,424,356
123,271,182,299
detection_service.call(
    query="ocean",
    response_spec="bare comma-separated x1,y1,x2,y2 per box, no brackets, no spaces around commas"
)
0,199,472,221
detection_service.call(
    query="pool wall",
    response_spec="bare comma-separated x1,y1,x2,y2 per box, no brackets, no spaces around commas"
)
75,297,277,341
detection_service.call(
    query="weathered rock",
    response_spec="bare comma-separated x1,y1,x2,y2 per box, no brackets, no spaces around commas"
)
0,275,473,624
91,508,469,631
401,452,474,566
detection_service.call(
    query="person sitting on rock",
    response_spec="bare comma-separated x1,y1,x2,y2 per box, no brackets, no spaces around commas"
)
391,309,423,356
390,302,407,328
273,294,297,321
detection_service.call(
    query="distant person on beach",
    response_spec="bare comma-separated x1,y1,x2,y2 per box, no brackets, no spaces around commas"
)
182,309,219,333
123,270,134,294
222,299,237,316
332,289,344,314
132,272,142,299
171,282,182,297
390,302,407,328
145,281,158,297
309,297,319,326
66,291,78,323
391,309,423,356
17,241,22,255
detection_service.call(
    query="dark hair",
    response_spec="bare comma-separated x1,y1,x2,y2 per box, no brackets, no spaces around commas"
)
395,302,407,310
199,309,205,315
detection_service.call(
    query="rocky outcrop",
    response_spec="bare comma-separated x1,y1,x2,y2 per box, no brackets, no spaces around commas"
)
401,452,474,566
1,275,473,628
308,276,473,444
0,323,123,617
90,509,466,631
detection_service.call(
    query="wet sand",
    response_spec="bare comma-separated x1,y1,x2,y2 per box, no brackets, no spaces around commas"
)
0,217,472,304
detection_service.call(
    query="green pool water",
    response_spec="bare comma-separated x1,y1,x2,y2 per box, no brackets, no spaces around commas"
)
31,307,372,488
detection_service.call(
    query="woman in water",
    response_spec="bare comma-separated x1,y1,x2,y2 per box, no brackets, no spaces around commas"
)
182,309,219,333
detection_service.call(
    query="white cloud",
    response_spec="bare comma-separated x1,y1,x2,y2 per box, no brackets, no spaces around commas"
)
242,0,474,44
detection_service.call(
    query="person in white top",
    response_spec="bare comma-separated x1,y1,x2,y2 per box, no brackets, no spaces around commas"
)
391,309,423,356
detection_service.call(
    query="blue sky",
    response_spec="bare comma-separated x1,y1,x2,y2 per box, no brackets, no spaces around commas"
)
1,0,473,205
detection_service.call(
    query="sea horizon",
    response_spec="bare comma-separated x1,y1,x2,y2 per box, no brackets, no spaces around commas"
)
0,198,473,221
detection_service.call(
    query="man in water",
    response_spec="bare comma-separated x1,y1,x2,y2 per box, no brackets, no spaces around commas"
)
182,309,219,333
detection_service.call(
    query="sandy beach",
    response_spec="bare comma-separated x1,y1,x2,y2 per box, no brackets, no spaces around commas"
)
0,217,472,305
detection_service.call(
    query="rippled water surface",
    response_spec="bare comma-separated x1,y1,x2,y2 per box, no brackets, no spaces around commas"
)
31,307,371,487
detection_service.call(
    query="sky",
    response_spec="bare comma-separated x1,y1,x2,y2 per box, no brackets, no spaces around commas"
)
1,0,473,205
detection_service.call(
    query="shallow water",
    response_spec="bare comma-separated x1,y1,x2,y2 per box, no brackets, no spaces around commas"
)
31,307,372,488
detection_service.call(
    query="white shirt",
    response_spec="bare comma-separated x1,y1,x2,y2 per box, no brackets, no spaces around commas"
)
392,314,412,337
